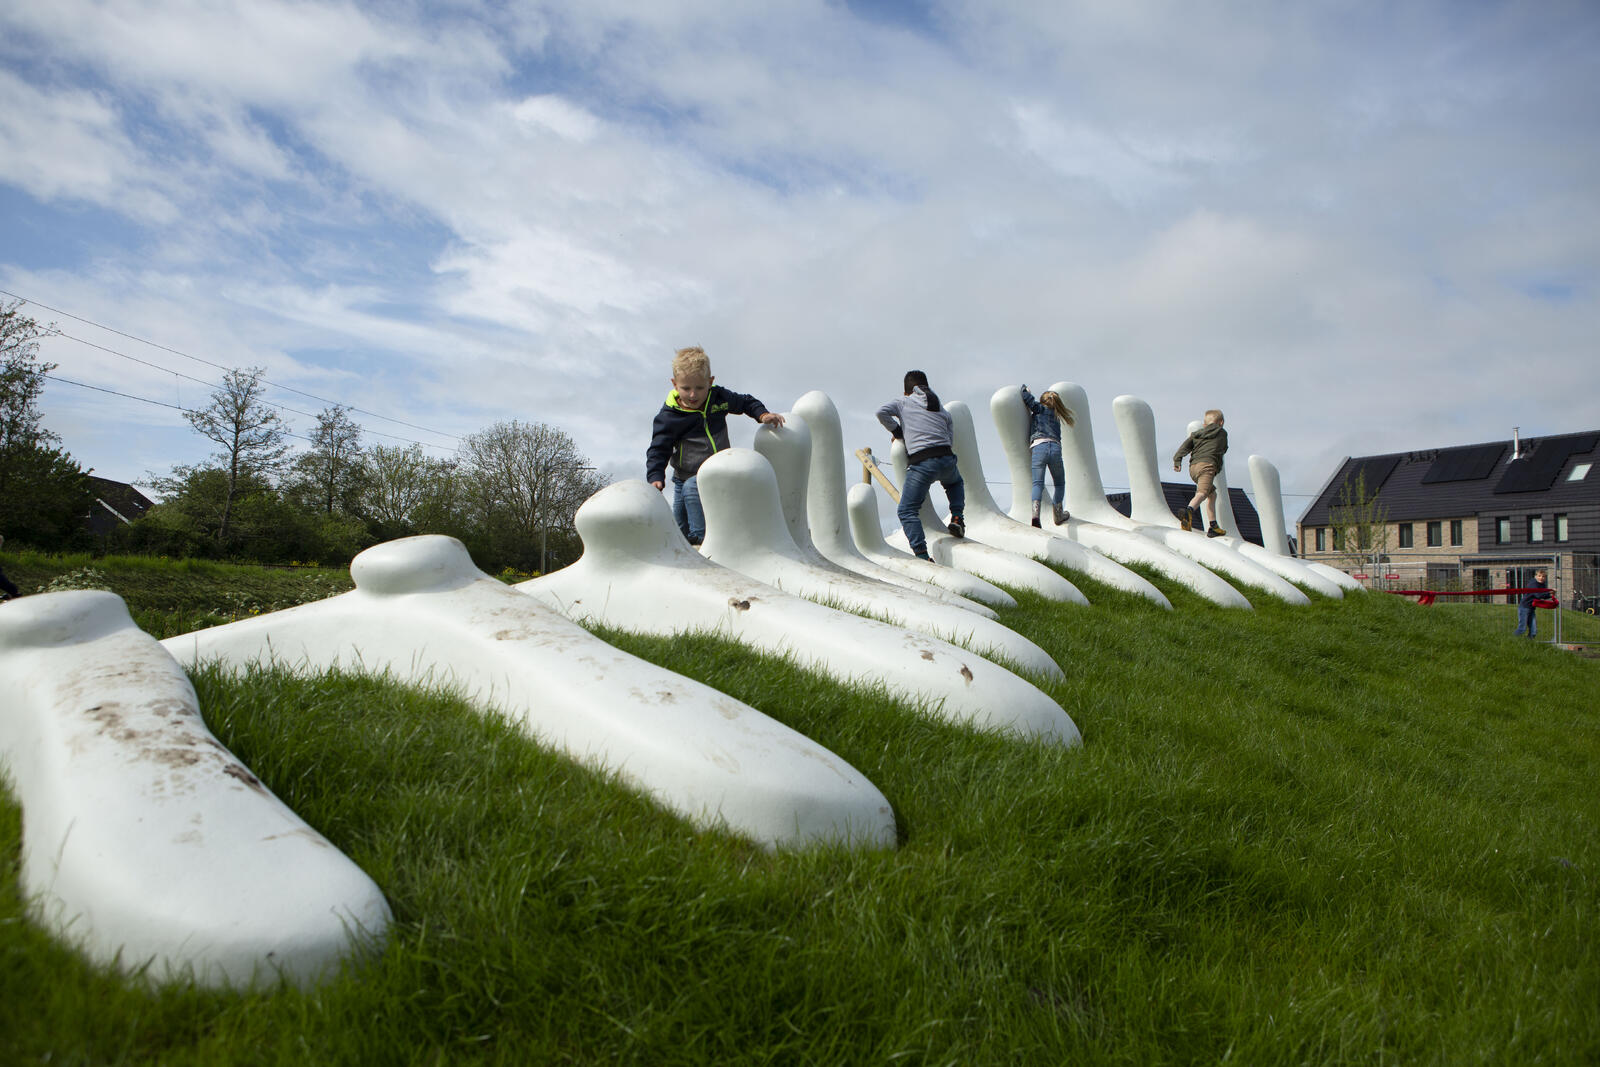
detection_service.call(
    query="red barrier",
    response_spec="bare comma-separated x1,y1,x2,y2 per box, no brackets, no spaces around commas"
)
1389,586,1558,607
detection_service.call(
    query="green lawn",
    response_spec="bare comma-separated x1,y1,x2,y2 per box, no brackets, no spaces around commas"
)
2,553,1597,1064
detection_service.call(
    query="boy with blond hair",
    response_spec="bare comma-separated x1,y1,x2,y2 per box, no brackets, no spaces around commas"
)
645,346,785,545
1172,408,1228,537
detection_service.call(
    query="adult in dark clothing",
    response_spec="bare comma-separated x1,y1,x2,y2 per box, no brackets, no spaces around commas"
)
1514,568,1548,638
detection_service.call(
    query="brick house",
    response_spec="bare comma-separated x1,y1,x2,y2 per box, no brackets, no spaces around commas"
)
1296,430,1600,605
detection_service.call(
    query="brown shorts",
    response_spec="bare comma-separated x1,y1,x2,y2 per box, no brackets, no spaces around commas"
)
1189,461,1217,497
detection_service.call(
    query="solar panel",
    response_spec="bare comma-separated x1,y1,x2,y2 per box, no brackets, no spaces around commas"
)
1495,434,1599,494
1421,443,1505,484
1336,455,1400,500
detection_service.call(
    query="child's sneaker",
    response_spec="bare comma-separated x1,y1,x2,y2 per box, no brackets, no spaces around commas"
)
914,548,933,561
1176,507,1193,531
1030,516,1042,528
1206,522,1226,538
947,516,966,538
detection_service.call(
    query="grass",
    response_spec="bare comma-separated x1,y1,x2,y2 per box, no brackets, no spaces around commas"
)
2,552,1598,1064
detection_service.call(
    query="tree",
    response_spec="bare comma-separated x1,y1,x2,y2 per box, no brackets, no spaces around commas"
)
1329,469,1390,573
184,367,290,542
459,420,607,572
289,405,366,515
0,300,92,547
361,443,465,538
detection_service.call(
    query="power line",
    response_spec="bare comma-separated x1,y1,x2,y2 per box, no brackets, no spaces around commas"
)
2,286,462,443
44,374,315,444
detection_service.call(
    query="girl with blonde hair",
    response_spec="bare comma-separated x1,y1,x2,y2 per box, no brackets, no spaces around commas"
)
1020,385,1074,527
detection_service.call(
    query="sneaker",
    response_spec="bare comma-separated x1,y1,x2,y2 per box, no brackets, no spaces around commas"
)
1054,506,1070,525
1176,508,1193,531
1030,516,1042,528
1206,522,1226,538
914,549,933,561
947,516,966,538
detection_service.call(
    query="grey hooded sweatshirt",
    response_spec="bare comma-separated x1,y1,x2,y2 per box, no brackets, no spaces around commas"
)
876,387,956,464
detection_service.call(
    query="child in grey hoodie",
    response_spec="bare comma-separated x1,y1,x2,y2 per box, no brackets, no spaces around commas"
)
876,371,965,560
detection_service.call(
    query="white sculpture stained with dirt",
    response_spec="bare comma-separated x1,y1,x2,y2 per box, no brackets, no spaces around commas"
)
0,591,392,988
166,536,896,851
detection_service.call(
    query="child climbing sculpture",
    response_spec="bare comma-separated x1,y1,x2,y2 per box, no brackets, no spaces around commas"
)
1019,385,1073,528
1172,409,1228,537
876,370,965,561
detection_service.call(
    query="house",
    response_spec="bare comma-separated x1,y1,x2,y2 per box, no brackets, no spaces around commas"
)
86,476,155,537
1105,484,1264,546
1296,430,1599,604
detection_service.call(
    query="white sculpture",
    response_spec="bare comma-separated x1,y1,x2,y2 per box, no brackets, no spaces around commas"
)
1249,455,1364,592
164,536,895,851
522,480,1080,744
885,440,1089,603
0,591,391,988
697,447,1062,679
1112,395,1310,605
944,400,1173,607
844,483,1017,608
1195,435,1344,598
782,391,1004,608
993,383,1248,608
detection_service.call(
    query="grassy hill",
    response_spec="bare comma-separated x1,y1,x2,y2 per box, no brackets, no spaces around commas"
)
2,552,1597,1064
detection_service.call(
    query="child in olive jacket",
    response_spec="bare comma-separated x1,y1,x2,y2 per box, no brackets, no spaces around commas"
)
1172,409,1228,537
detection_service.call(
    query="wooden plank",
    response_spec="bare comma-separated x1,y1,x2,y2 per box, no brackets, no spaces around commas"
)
855,447,900,502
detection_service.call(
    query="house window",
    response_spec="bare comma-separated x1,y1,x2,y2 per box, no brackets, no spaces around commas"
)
1332,527,1345,550
1315,528,1326,552
1556,514,1568,542
1398,523,1413,548
1571,462,1592,482
1426,521,1442,547
1496,517,1510,544
1450,519,1463,546
1528,516,1544,542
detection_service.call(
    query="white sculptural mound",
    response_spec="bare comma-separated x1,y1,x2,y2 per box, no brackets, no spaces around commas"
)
165,535,896,850
1112,395,1309,605
523,479,1080,744
0,591,391,988
991,382,1245,608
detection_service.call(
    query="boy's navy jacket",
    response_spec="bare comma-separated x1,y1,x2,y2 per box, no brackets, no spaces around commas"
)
646,384,771,483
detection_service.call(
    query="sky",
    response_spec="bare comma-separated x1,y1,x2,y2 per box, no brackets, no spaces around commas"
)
2,0,1596,533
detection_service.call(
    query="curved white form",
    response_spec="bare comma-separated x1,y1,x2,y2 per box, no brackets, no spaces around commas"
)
1112,395,1309,605
886,440,1088,603
164,536,895,851
1246,454,1293,556
945,400,1171,607
523,480,1079,745
993,383,1245,609
781,391,1004,610
0,591,391,988
697,448,1061,680
844,483,1017,608
1202,446,1343,598
1249,455,1364,593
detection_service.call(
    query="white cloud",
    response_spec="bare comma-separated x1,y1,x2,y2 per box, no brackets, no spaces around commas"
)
0,0,1594,505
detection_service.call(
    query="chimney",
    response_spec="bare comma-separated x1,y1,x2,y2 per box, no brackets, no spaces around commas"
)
1512,426,1521,460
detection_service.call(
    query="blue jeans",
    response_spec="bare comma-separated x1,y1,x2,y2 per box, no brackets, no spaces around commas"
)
1030,440,1064,506
899,454,964,557
1514,603,1537,637
672,475,704,544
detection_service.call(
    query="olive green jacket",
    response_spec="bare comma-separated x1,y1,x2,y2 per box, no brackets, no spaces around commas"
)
1173,423,1228,470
